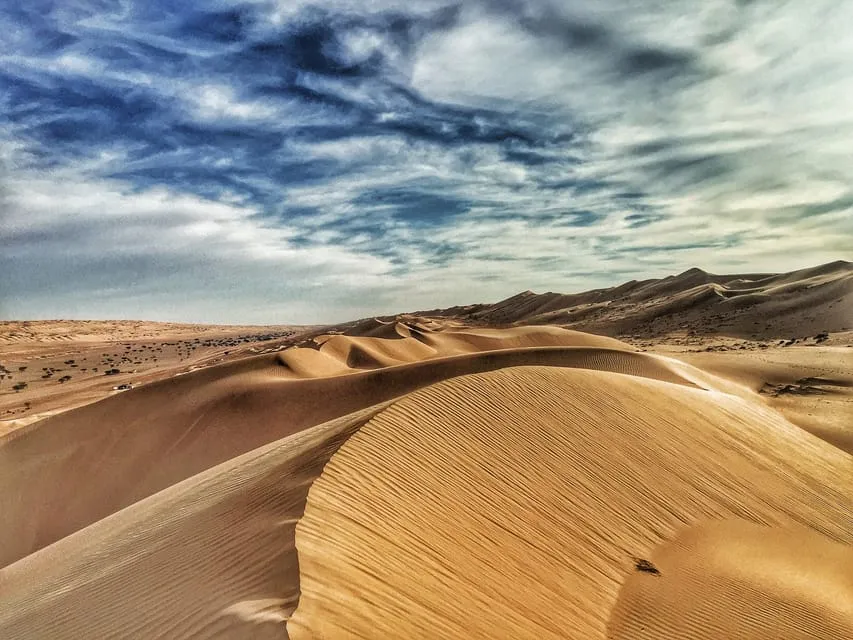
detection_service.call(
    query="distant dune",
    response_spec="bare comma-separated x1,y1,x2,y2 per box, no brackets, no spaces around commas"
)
440,260,853,339
1,263,851,639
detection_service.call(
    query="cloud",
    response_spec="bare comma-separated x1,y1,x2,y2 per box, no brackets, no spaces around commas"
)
0,167,393,322
1,0,851,322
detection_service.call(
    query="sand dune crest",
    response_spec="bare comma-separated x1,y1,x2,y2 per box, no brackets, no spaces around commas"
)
290,366,852,639
0,325,684,568
2,319,850,640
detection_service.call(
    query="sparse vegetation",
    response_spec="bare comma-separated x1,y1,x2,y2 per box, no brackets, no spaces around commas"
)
12,382,28,392
634,558,661,576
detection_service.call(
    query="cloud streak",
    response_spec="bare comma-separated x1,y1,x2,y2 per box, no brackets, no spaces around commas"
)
1,0,851,322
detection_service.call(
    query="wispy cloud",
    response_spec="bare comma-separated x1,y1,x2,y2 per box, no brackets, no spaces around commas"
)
1,0,851,322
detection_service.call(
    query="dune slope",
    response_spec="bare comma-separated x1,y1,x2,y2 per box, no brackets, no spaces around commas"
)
2,322,850,640
0,325,668,569
463,260,853,338
0,405,383,640
608,519,853,639
0,330,692,639
290,366,853,639
678,345,853,455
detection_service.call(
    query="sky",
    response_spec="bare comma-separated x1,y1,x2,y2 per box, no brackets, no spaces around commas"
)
2,0,852,324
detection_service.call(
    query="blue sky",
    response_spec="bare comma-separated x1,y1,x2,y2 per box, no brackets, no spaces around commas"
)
2,0,851,323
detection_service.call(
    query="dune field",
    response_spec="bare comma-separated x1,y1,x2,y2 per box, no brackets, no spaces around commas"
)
5,0,853,636
1,263,852,639
453,260,853,340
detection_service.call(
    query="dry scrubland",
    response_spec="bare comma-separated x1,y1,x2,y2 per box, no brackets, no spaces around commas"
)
0,320,304,433
0,261,851,639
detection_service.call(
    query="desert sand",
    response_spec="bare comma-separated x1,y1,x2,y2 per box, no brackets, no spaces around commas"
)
0,262,851,639
0,320,305,433
452,259,853,340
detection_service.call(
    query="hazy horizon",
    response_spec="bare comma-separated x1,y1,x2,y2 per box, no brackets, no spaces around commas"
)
3,259,848,325
3,1,852,324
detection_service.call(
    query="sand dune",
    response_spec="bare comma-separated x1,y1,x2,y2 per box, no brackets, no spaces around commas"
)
608,520,853,639
0,327,705,639
458,260,853,339
677,346,853,454
289,367,852,639
1,307,851,639
1,325,676,568
0,406,384,640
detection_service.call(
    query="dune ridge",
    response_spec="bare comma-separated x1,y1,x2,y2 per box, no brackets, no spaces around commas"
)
0,329,705,639
1,325,686,568
450,260,853,338
289,366,853,639
1,317,850,640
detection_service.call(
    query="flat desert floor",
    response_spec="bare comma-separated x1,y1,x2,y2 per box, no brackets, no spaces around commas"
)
0,314,851,639
0,320,307,434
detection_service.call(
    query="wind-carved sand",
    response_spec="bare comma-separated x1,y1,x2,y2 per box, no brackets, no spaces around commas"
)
288,367,852,639
0,325,642,568
1,262,852,640
453,259,853,340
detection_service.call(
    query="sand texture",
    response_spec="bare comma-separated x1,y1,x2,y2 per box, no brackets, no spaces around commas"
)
289,366,852,639
0,325,657,568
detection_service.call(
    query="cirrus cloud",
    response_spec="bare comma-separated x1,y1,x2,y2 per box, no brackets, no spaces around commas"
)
1,0,851,322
